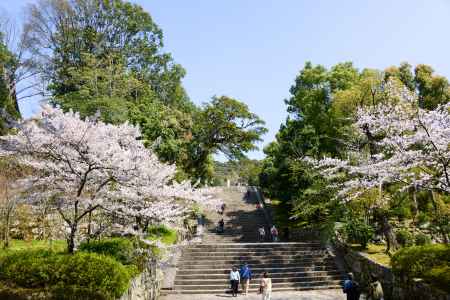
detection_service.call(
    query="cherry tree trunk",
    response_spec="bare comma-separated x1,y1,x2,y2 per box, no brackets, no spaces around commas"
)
67,223,78,253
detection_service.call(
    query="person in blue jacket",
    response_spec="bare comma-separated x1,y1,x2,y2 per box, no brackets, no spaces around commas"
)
343,273,361,300
240,262,252,295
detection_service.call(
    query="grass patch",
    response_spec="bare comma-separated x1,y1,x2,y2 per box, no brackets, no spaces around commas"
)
146,225,178,245
146,225,178,258
349,243,392,266
0,239,66,254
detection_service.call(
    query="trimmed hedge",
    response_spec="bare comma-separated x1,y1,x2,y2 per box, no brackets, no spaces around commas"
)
392,244,450,293
0,250,133,299
79,238,136,265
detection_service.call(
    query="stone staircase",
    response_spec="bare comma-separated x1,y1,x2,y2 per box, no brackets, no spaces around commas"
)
202,187,269,243
167,187,343,295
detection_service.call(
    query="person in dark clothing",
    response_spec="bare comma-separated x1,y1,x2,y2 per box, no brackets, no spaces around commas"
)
217,219,225,233
343,273,360,300
283,227,290,241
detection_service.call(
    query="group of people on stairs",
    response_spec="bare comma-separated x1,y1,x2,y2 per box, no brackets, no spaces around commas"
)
229,263,272,299
258,225,278,242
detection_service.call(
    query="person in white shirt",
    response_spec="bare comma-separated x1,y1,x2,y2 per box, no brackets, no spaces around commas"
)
258,226,266,242
259,272,272,300
229,267,240,297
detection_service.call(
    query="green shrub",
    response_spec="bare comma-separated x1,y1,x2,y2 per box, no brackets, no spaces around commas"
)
147,225,178,245
79,238,136,265
392,244,450,293
343,218,374,249
414,233,432,246
0,250,132,299
396,229,414,247
424,265,450,293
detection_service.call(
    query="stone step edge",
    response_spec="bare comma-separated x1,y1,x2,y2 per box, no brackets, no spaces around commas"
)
175,270,342,277
192,242,321,246
183,250,325,254
167,284,343,293
178,260,336,266
174,276,343,284
173,279,343,287
176,265,338,271
180,255,332,260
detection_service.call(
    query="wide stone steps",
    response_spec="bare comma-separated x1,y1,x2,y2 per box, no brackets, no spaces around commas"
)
173,242,343,294
179,259,335,267
181,251,329,258
185,246,321,252
175,274,342,285
189,242,321,249
169,281,343,294
181,255,329,261
169,189,343,295
175,270,341,279
178,262,336,270
174,280,343,289
176,265,339,275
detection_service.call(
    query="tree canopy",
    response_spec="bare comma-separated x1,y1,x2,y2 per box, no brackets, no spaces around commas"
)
14,0,266,183
260,61,450,245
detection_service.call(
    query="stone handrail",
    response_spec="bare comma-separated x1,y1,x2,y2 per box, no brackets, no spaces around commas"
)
250,186,273,227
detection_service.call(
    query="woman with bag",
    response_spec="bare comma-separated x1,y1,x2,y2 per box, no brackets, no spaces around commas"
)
259,272,272,300
368,274,384,300
229,267,240,297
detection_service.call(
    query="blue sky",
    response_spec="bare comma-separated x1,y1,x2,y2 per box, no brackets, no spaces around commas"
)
3,0,450,159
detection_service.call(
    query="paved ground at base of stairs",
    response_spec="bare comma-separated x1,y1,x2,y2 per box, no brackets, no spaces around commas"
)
160,289,357,300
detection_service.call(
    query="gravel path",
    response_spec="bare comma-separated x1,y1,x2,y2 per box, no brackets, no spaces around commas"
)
161,289,346,300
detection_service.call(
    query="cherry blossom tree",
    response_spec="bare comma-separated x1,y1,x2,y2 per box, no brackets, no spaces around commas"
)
0,105,218,253
307,82,450,246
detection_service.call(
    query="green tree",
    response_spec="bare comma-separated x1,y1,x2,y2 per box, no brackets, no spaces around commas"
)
187,96,267,182
385,63,450,110
21,1,267,184
415,64,450,110
260,62,373,229
24,0,188,109
261,60,450,245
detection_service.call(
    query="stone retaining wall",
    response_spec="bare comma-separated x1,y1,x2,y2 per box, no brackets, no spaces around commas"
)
334,242,450,300
119,259,162,300
334,242,393,299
